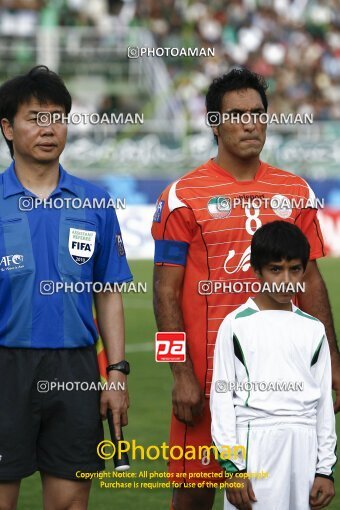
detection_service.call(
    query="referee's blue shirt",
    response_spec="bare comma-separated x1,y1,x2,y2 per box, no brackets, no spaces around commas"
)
0,162,132,348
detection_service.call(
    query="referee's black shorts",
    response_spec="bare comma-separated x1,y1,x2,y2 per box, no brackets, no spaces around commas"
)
0,345,105,481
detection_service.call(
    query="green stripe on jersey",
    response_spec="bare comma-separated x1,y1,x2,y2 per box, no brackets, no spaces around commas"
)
212,441,246,473
245,422,250,472
233,334,251,406
311,335,325,367
294,308,319,322
219,459,240,473
331,444,337,474
235,308,258,320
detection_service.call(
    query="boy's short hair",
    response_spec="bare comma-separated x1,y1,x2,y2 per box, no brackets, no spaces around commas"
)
251,221,310,272
0,65,72,158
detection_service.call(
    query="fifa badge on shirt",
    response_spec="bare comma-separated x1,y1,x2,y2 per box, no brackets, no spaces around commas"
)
153,200,165,223
68,228,96,264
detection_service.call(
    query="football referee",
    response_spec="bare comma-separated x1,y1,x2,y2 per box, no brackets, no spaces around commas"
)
0,66,132,509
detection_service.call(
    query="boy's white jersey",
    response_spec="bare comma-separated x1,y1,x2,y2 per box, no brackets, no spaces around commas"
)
210,298,337,478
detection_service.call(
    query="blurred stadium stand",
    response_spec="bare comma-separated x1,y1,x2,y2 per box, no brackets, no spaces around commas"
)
0,0,339,256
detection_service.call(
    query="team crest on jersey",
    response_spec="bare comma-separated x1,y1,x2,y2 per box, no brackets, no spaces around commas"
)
68,228,96,265
271,194,292,219
207,196,232,219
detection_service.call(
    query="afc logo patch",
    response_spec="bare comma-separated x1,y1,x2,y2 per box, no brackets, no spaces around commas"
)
116,234,126,256
153,200,165,223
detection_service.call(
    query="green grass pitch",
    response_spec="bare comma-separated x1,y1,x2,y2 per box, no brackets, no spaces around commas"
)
18,258,340,509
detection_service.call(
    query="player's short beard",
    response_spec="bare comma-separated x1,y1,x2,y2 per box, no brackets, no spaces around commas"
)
222,142,264,160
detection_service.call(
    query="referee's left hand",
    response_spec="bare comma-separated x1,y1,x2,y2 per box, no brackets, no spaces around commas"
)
100,371,129,439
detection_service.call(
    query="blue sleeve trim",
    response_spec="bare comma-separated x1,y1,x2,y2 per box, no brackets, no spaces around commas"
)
154,239,189,266
99,275,133,285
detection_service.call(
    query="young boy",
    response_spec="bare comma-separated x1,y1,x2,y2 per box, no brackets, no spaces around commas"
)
210,221,337,510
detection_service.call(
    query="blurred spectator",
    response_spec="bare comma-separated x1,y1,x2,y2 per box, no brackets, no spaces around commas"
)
134,0,340,124
0,0,339,127
0,0,42,8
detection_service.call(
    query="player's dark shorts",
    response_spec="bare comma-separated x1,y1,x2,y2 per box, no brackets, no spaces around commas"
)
0,345,105,481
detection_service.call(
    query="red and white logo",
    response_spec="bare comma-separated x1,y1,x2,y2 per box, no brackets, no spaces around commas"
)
155,332,186,362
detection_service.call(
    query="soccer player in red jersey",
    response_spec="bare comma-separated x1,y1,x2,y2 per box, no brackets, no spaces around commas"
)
151,69,340,510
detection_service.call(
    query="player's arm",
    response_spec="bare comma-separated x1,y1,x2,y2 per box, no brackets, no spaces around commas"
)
94,290,129,439
299,259,340,412
296,205,340,412
310,331,336,510
153,264,204,426
210,319,256,510
152,189,204,426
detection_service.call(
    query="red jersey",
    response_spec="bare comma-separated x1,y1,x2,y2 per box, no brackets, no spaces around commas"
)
151,159,325,396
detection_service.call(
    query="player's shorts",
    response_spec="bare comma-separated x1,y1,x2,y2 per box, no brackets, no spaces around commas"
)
225,419,318,510
169,398,225,486
0,345,105,481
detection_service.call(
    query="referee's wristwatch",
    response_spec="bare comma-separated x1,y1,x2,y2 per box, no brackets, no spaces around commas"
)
106,360,130,375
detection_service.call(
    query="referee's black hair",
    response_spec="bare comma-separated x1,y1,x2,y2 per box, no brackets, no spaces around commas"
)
0,65,72,158
250,221,310,273
206,68,268,143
